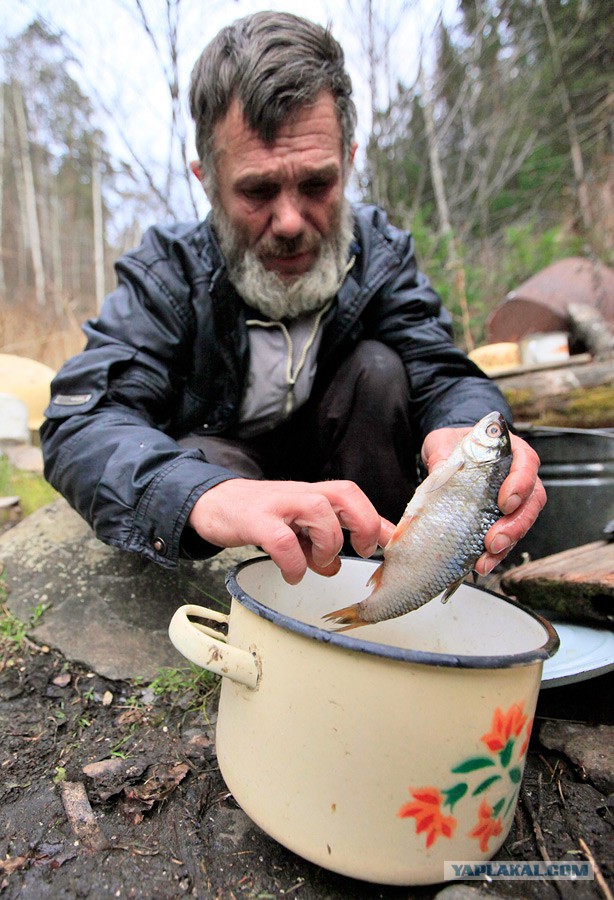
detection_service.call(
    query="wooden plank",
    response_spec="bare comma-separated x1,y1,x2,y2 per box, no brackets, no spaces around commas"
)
490,352,593,379
502,541,614,626
505,542,614,588
494,357,614,428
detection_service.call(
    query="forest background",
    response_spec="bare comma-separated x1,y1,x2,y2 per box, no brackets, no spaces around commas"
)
1,0,612,372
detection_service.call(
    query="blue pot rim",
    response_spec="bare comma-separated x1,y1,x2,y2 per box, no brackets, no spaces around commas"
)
225,556,560,670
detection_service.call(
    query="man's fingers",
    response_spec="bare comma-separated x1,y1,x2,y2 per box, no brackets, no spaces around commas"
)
298,530,343,578
188,478,386,583
292,494,345,568
311,480,384,557
498,435,541,514
246,493,347,583
489,478,547,550
478,477,547,574
258,520,310,585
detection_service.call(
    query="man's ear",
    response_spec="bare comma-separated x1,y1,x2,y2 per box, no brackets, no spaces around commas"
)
190,160,204,183
343,142,358,184
190,160,214,200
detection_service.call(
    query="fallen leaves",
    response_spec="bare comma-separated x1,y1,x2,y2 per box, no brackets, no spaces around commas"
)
82,756,190,825
0,855,28,875
122,761,190,825
82,756,149,800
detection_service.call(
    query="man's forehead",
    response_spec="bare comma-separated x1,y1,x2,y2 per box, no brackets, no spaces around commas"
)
212,94,343,164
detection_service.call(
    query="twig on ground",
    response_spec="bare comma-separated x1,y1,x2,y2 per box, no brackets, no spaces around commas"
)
520,782,564,900
59,781,111,851
579,838,613,900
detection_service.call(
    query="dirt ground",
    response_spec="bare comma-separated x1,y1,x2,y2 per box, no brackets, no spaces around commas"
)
0,626,612,900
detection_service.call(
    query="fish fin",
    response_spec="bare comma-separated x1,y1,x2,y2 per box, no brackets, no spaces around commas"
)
383,513,416,551
440,576,464,604
398,452,464,520
322,603,366,632
367,559,386,589
422,456,465,494
322,554,387,630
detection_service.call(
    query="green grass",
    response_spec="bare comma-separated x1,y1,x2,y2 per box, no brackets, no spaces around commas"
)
148,664,219,718
0,454,57,517
149,664,218,698
0,577,48,652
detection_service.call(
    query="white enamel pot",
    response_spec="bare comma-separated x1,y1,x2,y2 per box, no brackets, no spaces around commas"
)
169,556,558,886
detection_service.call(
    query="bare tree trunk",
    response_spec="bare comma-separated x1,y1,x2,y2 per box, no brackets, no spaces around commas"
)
11,80,46,306
11,149,28,293
0,84,6,295
539,0,592,231
366,0,382,204
133,0,199,216
419,62,451,234
91,149,105,310
39,168,52,296
419,62,474,351
50,192,64,313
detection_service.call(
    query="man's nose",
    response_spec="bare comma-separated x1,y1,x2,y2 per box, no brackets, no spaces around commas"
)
270,191,305,238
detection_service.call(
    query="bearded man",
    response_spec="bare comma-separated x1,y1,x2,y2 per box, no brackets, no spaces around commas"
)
41,12,545,586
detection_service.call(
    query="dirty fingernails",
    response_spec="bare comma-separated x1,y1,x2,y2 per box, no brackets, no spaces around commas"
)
490,534,512,555
502,494,521,515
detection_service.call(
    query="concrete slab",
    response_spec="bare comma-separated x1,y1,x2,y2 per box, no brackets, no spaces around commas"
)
0,498,262,682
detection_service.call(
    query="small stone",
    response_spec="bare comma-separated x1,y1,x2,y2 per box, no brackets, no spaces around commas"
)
540,721,614,795
435,886,506,900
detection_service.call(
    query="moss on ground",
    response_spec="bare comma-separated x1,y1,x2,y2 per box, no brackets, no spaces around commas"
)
0,455,57,517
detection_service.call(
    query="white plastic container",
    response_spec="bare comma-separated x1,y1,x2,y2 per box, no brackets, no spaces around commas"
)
519,332,569,366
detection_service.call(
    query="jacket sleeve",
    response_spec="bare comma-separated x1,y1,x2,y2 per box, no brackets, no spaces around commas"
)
40,228,237,568
362,211,512,438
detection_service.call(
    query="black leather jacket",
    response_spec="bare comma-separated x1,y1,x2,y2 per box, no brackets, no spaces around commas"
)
41,204,511,567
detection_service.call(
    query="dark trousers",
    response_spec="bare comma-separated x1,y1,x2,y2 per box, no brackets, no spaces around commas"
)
178,340,419,525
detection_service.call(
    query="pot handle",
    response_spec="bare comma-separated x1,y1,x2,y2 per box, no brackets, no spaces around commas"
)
168,604,259,689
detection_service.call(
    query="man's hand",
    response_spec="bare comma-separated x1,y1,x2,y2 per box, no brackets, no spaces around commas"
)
188,479,390,585
421,426,546,575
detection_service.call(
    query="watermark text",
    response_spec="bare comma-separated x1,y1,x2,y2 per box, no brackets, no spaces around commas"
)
444,860,594,881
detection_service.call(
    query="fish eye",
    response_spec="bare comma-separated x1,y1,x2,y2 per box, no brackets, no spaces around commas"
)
486,424,501,437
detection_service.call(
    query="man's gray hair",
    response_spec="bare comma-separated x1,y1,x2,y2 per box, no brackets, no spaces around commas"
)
189,12,356,186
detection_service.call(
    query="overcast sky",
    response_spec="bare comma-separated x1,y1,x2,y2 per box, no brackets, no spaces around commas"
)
3,0,452,221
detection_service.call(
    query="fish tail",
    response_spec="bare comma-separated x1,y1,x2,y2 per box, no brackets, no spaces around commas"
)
322,603,366,632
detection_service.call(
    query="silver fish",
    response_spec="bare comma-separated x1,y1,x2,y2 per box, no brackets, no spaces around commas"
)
323,411,512,631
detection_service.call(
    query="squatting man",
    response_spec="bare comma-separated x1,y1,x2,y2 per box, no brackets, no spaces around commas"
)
40,12,546,587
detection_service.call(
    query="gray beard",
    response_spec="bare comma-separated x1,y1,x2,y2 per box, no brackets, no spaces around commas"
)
213,199,354,320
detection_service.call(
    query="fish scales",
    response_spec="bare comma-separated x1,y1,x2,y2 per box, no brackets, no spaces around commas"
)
366,456,511,623
323,412,513,630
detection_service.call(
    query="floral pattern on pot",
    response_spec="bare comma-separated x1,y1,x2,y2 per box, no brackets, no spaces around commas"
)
398,702,534,852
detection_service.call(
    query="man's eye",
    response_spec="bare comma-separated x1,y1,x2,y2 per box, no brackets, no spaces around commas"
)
242,184,278,201
301,179,332,196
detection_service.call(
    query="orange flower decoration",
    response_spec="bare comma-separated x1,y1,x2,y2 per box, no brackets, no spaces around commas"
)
480,702,527,752
398,787,457,848
469,799,503,853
